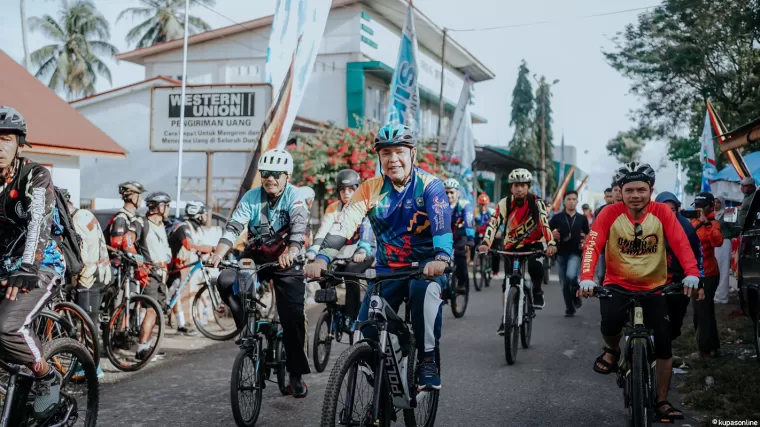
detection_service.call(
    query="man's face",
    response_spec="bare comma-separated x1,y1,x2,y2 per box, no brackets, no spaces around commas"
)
564,194,578,211
339,186,355,205
0,133,19,170
698,202,714,214
604,191,613,204
742,184,756,195
583,208,592,216
379,146,414,183
612,186,623,202
445,188,459,205
510,183,529,199
621,182,652,211
260,170,289,195
714,199,722,211
665,201,678,213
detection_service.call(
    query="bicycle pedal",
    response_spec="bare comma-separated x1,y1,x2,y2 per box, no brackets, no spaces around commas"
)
653,416,676,424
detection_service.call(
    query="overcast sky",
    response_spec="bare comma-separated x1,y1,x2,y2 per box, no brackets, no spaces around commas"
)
0,0,677,193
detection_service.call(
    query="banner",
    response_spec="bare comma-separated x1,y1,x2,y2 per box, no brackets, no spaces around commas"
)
558,133,565,184
706,101,751,180
699,108,717,193
265,0,305,89
386,1,421,131
551,165,576,212
445,74,476,198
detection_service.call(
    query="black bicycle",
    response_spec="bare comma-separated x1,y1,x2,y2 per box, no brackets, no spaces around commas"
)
47,284,101,368
318,264,450,427
491,249,543,365
223,258,294,427
441,263,468,318
472,235,492,291
592,283,685,427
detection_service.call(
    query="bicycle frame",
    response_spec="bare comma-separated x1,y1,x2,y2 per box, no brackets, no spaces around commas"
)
167,260,218,312
494,250,542,328
0,360,35,427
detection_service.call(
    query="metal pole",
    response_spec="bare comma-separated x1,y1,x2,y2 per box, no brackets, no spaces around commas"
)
205,152,214,225
20,0,30,71
436,28,448,151
175,0,191,217
540,86,546,199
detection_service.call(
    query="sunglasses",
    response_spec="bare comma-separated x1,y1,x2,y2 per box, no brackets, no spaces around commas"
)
633,222,643,249
261,170,287,180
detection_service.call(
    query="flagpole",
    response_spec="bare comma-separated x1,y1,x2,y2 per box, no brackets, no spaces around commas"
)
174,0,190,217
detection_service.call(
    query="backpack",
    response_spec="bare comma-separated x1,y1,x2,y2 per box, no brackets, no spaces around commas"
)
52,187,84,282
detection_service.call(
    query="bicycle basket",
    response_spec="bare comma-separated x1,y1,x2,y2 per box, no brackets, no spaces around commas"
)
314,287,338,304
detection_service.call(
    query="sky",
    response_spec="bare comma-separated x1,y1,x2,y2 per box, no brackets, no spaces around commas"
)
0,0,679,194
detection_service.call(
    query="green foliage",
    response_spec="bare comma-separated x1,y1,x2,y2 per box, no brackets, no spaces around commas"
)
508,61,538,168
117,0,215,48
606,130,646,164
29,0,118,100
534,76,558,197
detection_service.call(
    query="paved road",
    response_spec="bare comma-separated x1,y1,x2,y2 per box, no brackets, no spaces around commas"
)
99,274,697,426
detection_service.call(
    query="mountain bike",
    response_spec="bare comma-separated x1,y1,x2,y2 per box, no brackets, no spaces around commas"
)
101,249,164,372
471,235,491,291
223,258,295,427
441,262,468,318
491,249,542,365
319,264,451,427
592,283,684,427
46,284,101,368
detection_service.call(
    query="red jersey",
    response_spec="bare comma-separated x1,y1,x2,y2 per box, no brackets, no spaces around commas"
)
580,201,699,291
483,194,555,250
690,213,723,277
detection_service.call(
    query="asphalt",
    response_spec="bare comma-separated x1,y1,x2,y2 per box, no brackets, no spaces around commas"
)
98,273,699,427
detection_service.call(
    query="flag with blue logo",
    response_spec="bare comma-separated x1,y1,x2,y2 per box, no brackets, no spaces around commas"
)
699,109,717,192
386,1,420,132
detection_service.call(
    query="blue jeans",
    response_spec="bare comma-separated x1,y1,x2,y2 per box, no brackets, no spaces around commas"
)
556,254,581,313
357,277,445,354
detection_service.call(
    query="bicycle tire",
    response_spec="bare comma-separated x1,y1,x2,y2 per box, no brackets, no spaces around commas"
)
403,335,440,427
520,290,533,349
484,257,492,287
630,338,652,427
451,275,468,319
192,284,240,341
504,286,520,365
230,344,263,427
472,255,483,292
320,342,392,427
103,294,165,372
275,335,289,395
34,310,76,344
43,338,100,427
53,301,101,367
313,310,332,373
754,312,759,362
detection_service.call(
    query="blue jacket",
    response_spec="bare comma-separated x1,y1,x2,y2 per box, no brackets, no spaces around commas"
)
655,192,704,281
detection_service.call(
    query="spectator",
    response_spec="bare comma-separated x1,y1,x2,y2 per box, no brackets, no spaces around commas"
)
549,191,589,317
603,187,614,204
593,182,621,284
738,176,756,230
714,196,737,304
582,203,594,225
689,192,724,359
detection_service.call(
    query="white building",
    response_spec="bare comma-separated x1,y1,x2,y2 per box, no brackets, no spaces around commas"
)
73,0,493,208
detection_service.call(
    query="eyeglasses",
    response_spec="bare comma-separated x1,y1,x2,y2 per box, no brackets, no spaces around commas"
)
633,222,643,250
261,170,286,180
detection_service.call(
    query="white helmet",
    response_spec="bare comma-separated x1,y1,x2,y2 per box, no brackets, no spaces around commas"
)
185,201,206,218
443,178,460,189
508,168,532,184
259,148,294,174
297,186,315,202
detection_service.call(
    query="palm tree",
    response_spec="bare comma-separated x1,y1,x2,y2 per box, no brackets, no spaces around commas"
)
118,0,215,49
29,0,118,100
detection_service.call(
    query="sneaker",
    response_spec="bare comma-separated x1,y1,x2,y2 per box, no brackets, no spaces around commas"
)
492,272,501,279
289,375,308,398
135,349,150,361
564,311,575,318
177,325,198,336
496,321,505,336
416,355,441,391
533,293,545,309
573,297,583,310
72,365,105,380
32,368,62,419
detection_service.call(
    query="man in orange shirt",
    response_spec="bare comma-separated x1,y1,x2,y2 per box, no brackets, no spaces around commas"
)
690,192,724,359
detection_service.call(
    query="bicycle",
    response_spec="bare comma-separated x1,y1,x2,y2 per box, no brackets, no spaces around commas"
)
592,283,684,427
101,248,165,372
46,284,101,368
441,262,468,318
491,249,543,365
318,264,451,427
223,257,295,427
471,235,491,291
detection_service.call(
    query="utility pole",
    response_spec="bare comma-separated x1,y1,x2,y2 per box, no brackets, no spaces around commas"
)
436,27,448,152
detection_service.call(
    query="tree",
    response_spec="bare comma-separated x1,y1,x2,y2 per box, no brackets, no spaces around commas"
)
508,61,538,167
29,0,118,100
118,0,215,49
604,0,760,193
534,76,558,197
606,130,646,164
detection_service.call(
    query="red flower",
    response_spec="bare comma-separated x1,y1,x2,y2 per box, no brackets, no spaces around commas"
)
350,151,360,164
328,147,335,155
337,144,348,155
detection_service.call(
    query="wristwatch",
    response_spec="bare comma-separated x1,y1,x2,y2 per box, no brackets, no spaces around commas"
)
434,254,452,265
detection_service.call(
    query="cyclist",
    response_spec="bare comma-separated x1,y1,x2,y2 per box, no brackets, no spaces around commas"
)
306,169,376,326
167,201,214,335
474,193,501,278
477,168,556,334
577,162,700,421
210,148,311,398
0,106,64,418
443,178,474,292
304,124,452,391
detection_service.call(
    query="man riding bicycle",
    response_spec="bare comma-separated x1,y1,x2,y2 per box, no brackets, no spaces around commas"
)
304,123,452,391
0,106,63,418
444,178,474,293
477,168,556,334
306,169,376,327
211,148,311,398
474,193,501,278
577,162,700,421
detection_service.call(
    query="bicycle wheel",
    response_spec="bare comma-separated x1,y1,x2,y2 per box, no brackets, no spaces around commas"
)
451,274,468,319
472,255,483,292
230,343,263,427
313,309,333,373
484,256,492,287
33,310,76,344
520,289,533,349
103,295,165,372
403,336,439,427
503,286,520,365
53,302,101,367
320,342,392,427
629,339,653,427
192,284,239,341
275,335,289,395
44,338,100,427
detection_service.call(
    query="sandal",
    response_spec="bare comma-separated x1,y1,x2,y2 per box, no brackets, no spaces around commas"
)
593,346,620,375
655,401,685,420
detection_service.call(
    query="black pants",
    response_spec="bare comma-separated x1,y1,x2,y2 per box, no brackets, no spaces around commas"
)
694,275,720,353
334,256,375,320
453,246,470,289
666,293,690,341
76,281,105,326
217,266,311,376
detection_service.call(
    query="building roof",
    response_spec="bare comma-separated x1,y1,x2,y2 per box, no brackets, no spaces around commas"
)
0,50,127,158
116,0,494,82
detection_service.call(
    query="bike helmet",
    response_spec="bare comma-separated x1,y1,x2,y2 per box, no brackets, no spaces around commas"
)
118,181,145,195
0,106,29,146
374,124,417,150
145,191,171,206
508,168,532,184
336,169,361,189
613,161,655,188
297,186,315,202
478,193,490,205
443,178,460,189
185,201,206,217
259,148,294,174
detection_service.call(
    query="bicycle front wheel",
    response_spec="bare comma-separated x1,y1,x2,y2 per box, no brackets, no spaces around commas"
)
313,310,333,373
275,335,289,395
504,286,520,365
629,338,653,427
451,275,468,319
472,255,483,292
403,336,439,427
230,344,263,427
192,284,239,341
53,301,101,367
44,338,100,427
103,295,165,372
520,291,533,349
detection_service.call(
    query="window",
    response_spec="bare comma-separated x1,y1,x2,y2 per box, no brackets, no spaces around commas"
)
364,85,387,124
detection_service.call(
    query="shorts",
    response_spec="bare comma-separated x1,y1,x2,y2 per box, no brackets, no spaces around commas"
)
142,275,167,308
599,285,672,360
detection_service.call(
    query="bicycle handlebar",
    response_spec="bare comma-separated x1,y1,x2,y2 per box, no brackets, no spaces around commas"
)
591,282,686,299
307,265,453,283
490,249,546,257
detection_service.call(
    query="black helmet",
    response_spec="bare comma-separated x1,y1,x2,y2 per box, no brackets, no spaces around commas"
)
0,106,29,146
185,201,206,217
145,191,171,206
614,162,656,188
118,181,145,195
336,169,361,190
